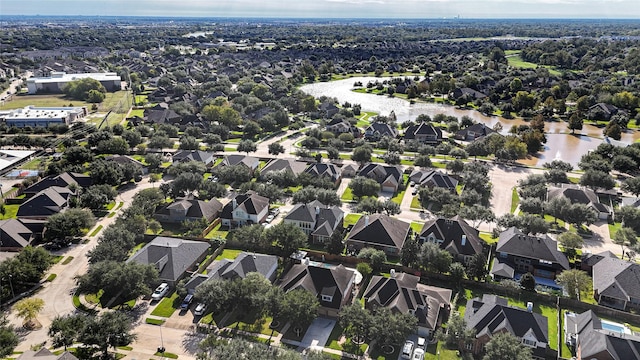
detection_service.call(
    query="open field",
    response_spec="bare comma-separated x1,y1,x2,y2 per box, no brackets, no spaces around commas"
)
0,94,91,110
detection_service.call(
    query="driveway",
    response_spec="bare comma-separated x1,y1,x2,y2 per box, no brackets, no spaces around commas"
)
298,317,336,351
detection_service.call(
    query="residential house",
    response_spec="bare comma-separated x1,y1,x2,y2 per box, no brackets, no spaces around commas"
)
23,172,91,197
547,185,610,220
363,272,452,338
341,164,358,178
17,187,73,219
418,216,487,264
283,200,344,244
319,102,340,118
279,262,356,317
185,252,279,294
451,87,487,101
580,250,618,275
128,236,210,286
325,118,360,138
154,197,223,224
592,256,640,311
364,122,398,141
346,214,411,256
17,348,78,360
220,191,270,228
0,219,34,251
357,163,403,193
143,108,181,126
260,158,308,178
106,155,148,175
171,150,215,167
454,123,495,141
588,103,620,121
464,295,549,359
219,154,260,171
491,227,569,287
304,163,341,185
565,310,640,360
409,168,458,193
403,122,443,145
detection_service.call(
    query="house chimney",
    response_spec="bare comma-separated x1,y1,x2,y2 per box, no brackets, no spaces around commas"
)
315,206,320,215
461,235,466,246
365,215,369,226
390,269,396,278
232,198,237,209
527,302,533,313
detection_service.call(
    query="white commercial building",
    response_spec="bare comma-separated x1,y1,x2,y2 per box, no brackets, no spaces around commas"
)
1,106,87,127
26,71,122,94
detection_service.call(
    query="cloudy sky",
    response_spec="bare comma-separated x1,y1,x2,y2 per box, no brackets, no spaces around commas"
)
1,0,639,19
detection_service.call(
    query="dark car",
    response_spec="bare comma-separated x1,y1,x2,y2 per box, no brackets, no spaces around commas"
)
180,294,194,310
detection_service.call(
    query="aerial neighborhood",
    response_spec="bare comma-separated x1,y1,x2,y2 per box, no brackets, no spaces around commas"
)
1,13,640,360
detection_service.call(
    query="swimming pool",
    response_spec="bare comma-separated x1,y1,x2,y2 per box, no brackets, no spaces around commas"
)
601,321,627,333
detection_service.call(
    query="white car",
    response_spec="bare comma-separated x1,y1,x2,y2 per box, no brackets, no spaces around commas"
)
402,340,415,359
193,303,207,316
417,337,426,349
151,283,169,301
412,348,425,360
265,214,275,223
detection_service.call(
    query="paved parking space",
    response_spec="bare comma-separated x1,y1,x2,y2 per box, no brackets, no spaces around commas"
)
299,317,336,350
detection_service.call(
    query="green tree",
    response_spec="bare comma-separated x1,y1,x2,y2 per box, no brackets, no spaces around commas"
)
14,297,45,328
400,237,420,267
556,269,592,301
613,227,638,257
420,242,453,273
78,311,136,358
63,78,107,101
483,333,532,360
558,231,584,259
0,315,18,357
351,145,373,164
449,262,466,283
263,222,308,257
76,261,159,302
268,142,285,155
86,89,106,103
232,224,268,252
44,208,96,241
49,314,87,350
356,262,372,278
568,113,583,134
519,272,536,292
370,307,417,349
437,312,475,349
349,176,380,199
339,304,373,343
325,229,345,255
237,139,257,154
280,289,319,328
623,177,640,197
357,247,387,271
466,253,488,281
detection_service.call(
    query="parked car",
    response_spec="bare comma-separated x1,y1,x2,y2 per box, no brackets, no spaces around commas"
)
417,337,426,349
193,302,207,316
265,214,275,223
151,283,169,301
402,340,414,359
412,348,425,360
411,187,419,196
270,208,280,216
180,294,194,310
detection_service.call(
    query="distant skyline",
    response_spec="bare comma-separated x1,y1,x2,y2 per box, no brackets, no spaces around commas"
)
1,0,640,19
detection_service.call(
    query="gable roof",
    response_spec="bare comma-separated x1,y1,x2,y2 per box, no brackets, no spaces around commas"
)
465,294,548,346
261,158,308,176
593,257,640,302
358,163,403,184
128,236,210,282
404,122,442,140
582,250,618,269
0,219,33,248
567,310,640,360
280,263,355,309
17,348,78,360
364,273,451,330
285,201,344,237
220,191,269,219
347,214,410,250
455,123,494,139
172,150,214,165
548,185,600,206
23,171,91,195
304,163,341,183
497,227,570,270
155,197,223,222
365,122,397,138
214,252,278,281
221,154,259,168
409,168,458,190
17,186,71,218
419,216,485,257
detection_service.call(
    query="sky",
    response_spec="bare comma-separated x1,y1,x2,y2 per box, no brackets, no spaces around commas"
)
1,0,639,19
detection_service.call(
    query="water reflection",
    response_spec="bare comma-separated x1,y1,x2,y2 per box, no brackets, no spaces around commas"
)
301,77,639,167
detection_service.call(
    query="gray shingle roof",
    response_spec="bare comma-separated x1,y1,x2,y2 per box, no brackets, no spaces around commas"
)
280,263,355,309
17,186,71,218
593,257,640,303
155,197,223,222
0,219,33,248
128,236,210,282
567,310,640,360
497,227,570,270
419,216,485,257
220,191,269,219
261,158,308,176
347,214,410,250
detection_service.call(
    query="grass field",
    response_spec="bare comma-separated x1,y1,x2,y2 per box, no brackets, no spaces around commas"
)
511,188,520,213
215,248,242,260
150,292,180,317
0,204,19,219
344,213,362,227
0,94,91,110
506,51,562,76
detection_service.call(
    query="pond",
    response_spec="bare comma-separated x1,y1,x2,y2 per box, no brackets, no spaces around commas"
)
301,77,639,167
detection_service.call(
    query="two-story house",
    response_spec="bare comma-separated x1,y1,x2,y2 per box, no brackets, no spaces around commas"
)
454,123,495,141
464,295,549,359
283,200,344,244
363,271,451,338
403,122,443,144
357,163,403,193
418,216,487,265
304,163,342,186
154,197,223,224
409,168,458,193
592,256,640,311
565,310,640,359
491,227,570,288
345,214,411,256
325,118,361,138
220,191,269,228
364,122,398,141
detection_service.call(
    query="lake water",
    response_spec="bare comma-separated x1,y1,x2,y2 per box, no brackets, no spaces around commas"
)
301,77,639,167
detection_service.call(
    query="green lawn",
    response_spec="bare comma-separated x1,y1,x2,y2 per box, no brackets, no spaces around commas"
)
205,223,229,239
129,242,147,256
344,213,362,227
479,232,498,245
410,222,423,234
0,94,91,110
341,187,354,202
225,310,279,336
506,52,562,76
0,204,19,219
410,196,421,210
150,292,180,317
511,188,520,213
424,342,460,360
215,248,242,260
391,189,405,205
89,225,103,237
608,222,622,239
